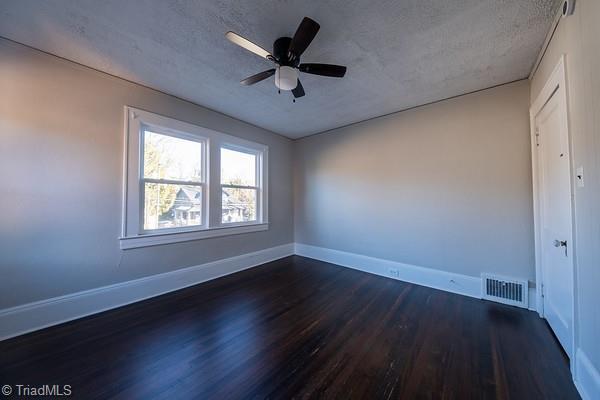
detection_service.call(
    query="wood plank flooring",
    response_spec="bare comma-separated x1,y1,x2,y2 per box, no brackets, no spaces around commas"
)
0,256,580,399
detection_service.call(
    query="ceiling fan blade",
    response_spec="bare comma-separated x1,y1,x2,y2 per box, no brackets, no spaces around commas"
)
288,17,320,59
240,69,276,86
299,63,347,77
225,31,272,60
292,80,305,98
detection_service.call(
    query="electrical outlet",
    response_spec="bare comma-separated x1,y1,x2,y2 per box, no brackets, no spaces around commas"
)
388,268,400,278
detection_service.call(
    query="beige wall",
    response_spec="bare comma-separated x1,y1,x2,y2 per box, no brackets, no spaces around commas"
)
295,80,534,280
530,0,600,384
0,39,293,309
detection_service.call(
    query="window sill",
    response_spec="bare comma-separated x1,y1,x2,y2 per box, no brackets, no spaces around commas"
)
119,223,269,250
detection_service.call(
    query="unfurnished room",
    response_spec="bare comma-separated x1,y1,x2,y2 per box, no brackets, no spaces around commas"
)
0,0,599,399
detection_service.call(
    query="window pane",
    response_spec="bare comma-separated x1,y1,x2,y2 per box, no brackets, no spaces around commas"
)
144,131,202,182
221,148,256,186
222,187,257,223
144,183,203,230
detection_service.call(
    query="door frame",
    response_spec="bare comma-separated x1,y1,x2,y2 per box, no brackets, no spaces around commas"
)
529,54,577,366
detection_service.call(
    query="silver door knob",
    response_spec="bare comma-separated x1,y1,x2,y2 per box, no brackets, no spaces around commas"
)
553,240,568,256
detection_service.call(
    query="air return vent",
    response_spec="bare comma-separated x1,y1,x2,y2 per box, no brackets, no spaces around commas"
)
481,274,528,308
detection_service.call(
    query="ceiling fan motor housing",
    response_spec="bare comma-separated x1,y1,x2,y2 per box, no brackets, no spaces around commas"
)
273,37,295,65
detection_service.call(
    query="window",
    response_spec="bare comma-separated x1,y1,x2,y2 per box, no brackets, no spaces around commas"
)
142,130,206,232
121,107,268,249
221,147,260,224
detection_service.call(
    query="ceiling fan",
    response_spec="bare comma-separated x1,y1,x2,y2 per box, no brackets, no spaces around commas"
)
225,17,347,100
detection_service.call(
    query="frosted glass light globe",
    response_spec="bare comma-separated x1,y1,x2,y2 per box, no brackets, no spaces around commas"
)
275,66,298,91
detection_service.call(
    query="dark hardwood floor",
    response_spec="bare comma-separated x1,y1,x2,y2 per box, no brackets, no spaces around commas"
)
0,256,579,399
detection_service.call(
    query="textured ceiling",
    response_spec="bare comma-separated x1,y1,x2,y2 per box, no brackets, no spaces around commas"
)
0,0,558,138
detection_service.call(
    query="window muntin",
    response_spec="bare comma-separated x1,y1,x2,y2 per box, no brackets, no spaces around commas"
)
220,147,259,224
141,129,206,232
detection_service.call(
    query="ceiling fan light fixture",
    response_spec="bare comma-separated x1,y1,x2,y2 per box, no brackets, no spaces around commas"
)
275,66,298,91
227,17,346,99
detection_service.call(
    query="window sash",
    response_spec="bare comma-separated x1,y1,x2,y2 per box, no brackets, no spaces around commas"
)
220,183,259,190
139,128,207,234
221,186,260,225
140,127,206,182
143,178,204,186
220,145,260,187
140,181,207,234
219,145,262,225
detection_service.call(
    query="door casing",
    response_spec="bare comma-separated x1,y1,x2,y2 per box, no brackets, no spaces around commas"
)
529,55,577,370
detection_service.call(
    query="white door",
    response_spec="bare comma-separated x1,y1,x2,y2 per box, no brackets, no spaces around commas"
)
535,88,574,358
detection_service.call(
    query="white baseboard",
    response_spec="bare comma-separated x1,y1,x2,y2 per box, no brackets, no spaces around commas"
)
0,241,539,341
575,348,600,400
294,243,482,299
0,243,294,341
294,243,537,311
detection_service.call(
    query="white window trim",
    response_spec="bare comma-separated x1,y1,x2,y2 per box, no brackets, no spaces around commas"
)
119,223,269,250
121,106,268,249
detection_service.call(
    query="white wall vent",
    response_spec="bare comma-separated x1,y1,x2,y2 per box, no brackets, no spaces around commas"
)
481,274,528,308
